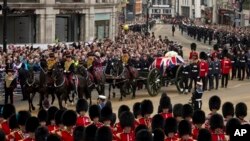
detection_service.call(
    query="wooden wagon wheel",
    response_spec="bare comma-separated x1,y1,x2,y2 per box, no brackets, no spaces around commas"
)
147,68,162,96
175,65,183,93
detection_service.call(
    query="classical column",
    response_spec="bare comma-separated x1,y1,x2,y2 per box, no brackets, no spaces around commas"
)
80,14,85,41
86,6,95,41
35,9,46,43
45,14,56,43
212,0,217,24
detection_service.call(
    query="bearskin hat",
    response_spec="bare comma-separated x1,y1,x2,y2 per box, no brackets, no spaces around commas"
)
151,114,165,131
111,113,117,127
141,99,154,116
1,104,16,119
76,98,89,114
9,114,19,130
37,109,48,123
136,129,153,141
0,130,5,141
133,102,141,118
159,94,171,110
17,110,31,126
235,102,247,118
73,126,85,141
222,102,234,118
197,129,212,141
178,120,192,137
25,116,40,133
152,129,165,141
89,104,101,121
119,111,135,129
35,126,49,141
62,110,77,127
118,105,130,119
222,49,229,58
225,118,241,135
192,110,206,125
47,106,59,123
173,104,183,118
209,95,221,111
135,125,148,135
55,109,65,126
85,124,98,141
46,134,61,141
209,114,224,131
164,117,177,135
182,104,193,119
191,43,197,51
101,106,113,122
199,51,208,60
213,44,219,51
95,126,113,141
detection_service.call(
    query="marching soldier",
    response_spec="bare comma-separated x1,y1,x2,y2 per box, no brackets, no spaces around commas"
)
213,55,221,90
76,99,91,127
246,48,250,79
180,60,190,94
191,82,203,111
192,110,206,140
198,52,208,91
189,43,198,61
138,99,154,130
238,50,247,80
211,44,219,60
235,102,248,124
221,50,231,88
88,104,104,128
230,52,238,80
189,59,199,92
206,56,214,90
210,114,226,141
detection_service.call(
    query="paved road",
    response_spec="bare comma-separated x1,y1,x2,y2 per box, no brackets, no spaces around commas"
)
1,24,250,120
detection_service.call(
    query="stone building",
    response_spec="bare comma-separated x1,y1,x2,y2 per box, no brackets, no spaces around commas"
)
0,0,118,44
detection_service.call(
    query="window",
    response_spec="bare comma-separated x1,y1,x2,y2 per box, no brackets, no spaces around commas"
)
152,0,156,5
192,0,194,5
158,0,161,5
95,20,109,39
163,0,167,5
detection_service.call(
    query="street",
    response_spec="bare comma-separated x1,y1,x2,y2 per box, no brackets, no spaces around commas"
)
1,24,250,120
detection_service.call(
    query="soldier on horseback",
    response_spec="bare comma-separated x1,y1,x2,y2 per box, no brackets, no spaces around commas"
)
47,53,57,74
64,52,75,88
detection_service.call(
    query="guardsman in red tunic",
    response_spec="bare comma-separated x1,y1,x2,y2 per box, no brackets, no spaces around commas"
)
192,110,206,140
205,96,221,129
158,93,173,119
133,102,142,123
199,52,209,91
76,99,91,127
210,114,226,141
138,100,153,130
23,117,40,141
6,114,24,141
115,111,135,141
178,120,194,141
197,128,212,141
182,104,193,123
173,104,184,124
52,109,66,134
37,109,48,127
164,117,179,141
0,104,16,135
211,44,219,61
56,110,77,141
220,52,231,88
88,104,103,128
47,106,59,133
222,102,234,125
113,105,130,135
100,106,114,128
235,102,249,125
189,43,198,61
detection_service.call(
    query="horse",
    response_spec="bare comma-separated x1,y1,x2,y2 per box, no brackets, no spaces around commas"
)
25,69,40,112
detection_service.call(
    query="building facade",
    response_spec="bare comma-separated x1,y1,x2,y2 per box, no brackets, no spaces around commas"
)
0,0,118,44
149,0,174,19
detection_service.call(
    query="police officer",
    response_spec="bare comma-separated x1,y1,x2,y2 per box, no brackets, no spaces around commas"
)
189,59,199,92
230,52,238,80
180,60,190,94
206,56,214,91
246,48,250,79
238,50,247,81
191,82,203,111
213,55,221,90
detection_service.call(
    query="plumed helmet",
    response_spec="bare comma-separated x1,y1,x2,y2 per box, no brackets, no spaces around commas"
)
133,102,141,118
62,110,77,127
141,99,154,116
225,118,241,135
25,116,40,133
151,114,165,131
209,96,221,111
197,129,212,141
178,120,192,137
164,117,177,135
119,111,135,129
47,106,59,124
173,104,183,118
213,44,219,51
95,126,113,141
76,99,89,114
101,106,113,122
182,104,193,119
37,109,48,123
199,51,208,60
222,102,234,118
1,104,16,119
89,104,101,121
235,102,248,118
85,124,98,141
55,109,65,126
191,43,197,51
17,110,31,126
135,125,148,135
192,110,206,125
209,114,224,131
118,105,130,119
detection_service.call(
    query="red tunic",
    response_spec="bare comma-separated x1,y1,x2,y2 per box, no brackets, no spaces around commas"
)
6,129,24,141
113,122,122,135
221,59,231,74
165,134,179,141
189,51,198,60
161,112,173,119
179,139,194,141
199,60,208,77
0,121,10,135
192,126,199,140
115,131,135,141
76,116,91,127
91,122,104,128
138,117,152,129
47,125,58,133
60,130,73,141
22,137,35,141
211,129,226,141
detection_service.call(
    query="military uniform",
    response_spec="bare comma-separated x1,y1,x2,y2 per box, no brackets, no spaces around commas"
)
238,52,247,80
4,69,17,104
207,58,215,90
246,50,250,79
221,56,231,88
47,53,56,72
180,64,190,94
191,82,203,111
189,61,199,92
213,58,221,89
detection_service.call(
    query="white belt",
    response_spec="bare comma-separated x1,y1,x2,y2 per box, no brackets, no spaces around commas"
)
136,68,141,70
183,72,188,74
209,68,212,70
240,61,246,62
231,61,235,63
215,67,219,69
195,99,202,101
192,70,198,72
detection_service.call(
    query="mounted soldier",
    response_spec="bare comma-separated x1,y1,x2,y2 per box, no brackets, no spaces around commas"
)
63,52,75,88
47,53,57,73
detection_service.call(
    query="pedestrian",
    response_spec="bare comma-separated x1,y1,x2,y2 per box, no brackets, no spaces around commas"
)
172,24,175,37
191,82,203,111
4,69,17,104
221,50,231,88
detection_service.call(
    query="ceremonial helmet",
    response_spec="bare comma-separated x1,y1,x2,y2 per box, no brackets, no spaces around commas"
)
192,110,206,125
62,110,77,127
76,98,89,114
89,104,101,121
141,99,154,116
191,43,197,51
209,114,224,131
209,95,221,111
222,102,234,118
178,120,192,137
119,111,135,129
96,126,113,141
151,114,164,131
235,102,247,119
164,117,177,136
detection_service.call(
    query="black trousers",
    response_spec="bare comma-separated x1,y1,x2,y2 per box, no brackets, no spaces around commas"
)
180,78,189,90
20,81,27,100
231,66,237,79
5,88,14,104
214,74,219,89
221,74,229,87
238,66,246,80
193,101,202,111
206,75,214,90
199,76,207,90
189,77,198,91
